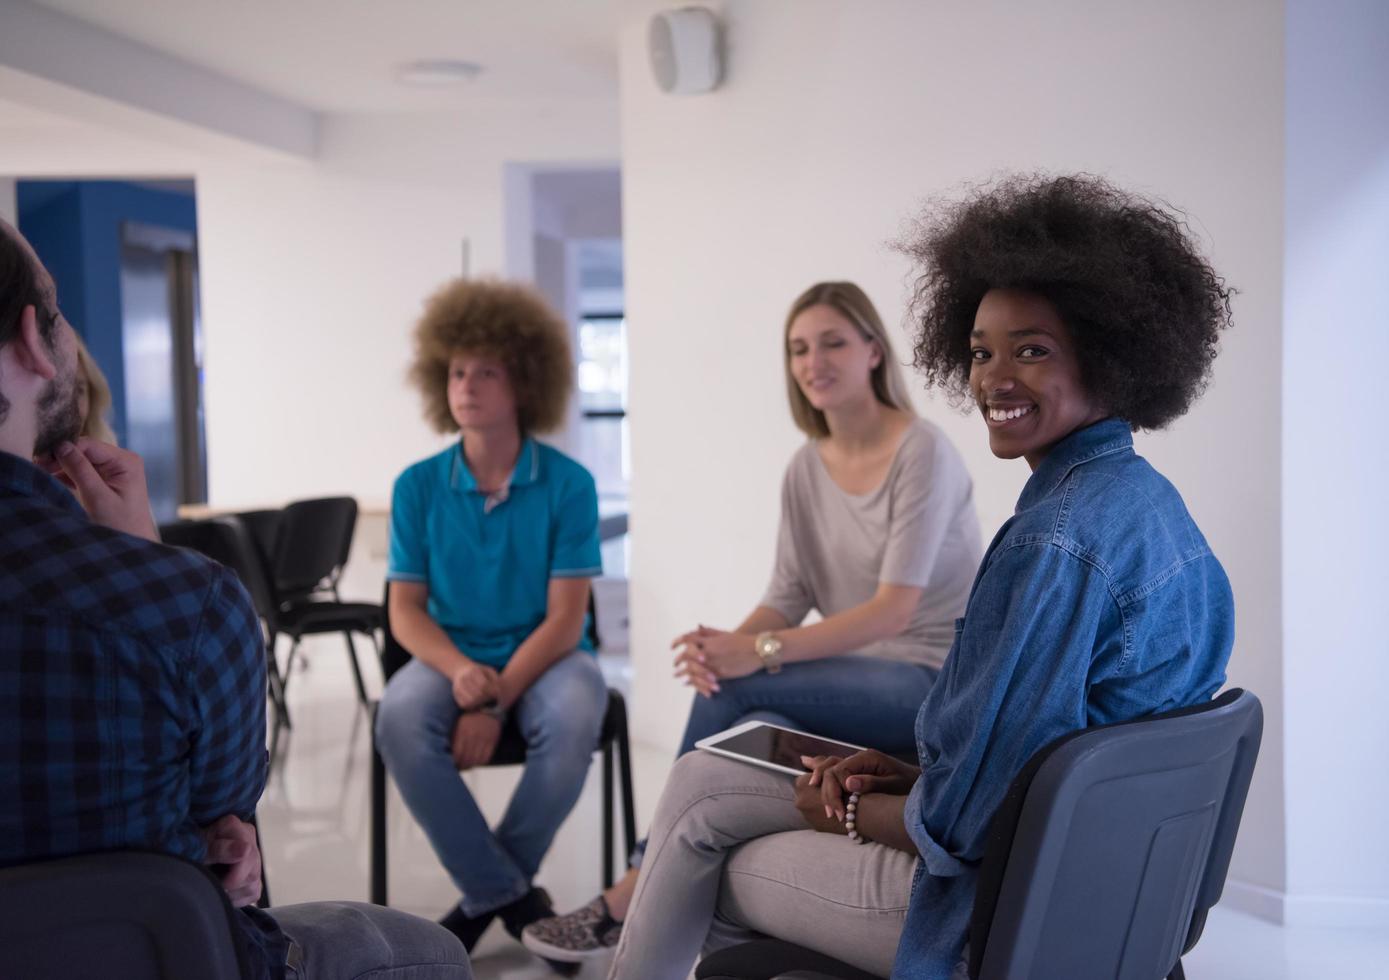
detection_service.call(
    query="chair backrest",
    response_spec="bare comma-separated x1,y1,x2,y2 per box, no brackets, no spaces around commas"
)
232,508,284,588
0,850,245,980
160,516,280,631
969,688,1263,980
379,582,413,682
273,497,359,602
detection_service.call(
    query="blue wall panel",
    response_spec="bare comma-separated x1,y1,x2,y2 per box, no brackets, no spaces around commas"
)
16,181,198,444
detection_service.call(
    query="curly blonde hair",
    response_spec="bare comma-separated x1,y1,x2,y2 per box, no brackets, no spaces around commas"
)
408,278,574,435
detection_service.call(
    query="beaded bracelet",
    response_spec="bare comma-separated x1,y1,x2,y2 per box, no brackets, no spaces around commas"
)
845,792,867,844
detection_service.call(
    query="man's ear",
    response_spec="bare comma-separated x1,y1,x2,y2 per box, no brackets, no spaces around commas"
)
11,305,58,381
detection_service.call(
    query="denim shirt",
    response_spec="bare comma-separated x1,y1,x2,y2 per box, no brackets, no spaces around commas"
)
892,419,1235,979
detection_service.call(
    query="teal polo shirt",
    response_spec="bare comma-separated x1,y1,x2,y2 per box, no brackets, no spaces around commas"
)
386,438,602,667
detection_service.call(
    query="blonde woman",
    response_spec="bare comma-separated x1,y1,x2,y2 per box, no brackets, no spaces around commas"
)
74,337,117,444
524,281,981,964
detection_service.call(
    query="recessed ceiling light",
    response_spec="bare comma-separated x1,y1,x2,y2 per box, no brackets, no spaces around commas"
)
395,59,484,86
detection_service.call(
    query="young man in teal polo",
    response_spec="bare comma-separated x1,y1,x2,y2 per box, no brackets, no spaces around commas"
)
374,279,606,955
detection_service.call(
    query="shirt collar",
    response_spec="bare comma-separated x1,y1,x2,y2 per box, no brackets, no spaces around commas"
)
0,449,85,517
1015,417,1133,512
449,437,540,495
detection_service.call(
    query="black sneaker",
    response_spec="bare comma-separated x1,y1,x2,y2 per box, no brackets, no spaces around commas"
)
437,904,496,953
499,886,556,940
521,896,623,963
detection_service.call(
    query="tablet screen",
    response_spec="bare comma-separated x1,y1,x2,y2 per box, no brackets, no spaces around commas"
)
700,723,862,774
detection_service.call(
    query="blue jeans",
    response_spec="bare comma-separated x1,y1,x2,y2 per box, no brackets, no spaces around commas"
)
629,654,938,868
676,654,937,756
269,901,473,979
375,650,608,917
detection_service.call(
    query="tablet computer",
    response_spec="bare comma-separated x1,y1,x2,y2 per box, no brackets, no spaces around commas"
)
695,720,867,777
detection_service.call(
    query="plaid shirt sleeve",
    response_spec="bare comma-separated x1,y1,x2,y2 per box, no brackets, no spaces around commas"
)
185,566,268,825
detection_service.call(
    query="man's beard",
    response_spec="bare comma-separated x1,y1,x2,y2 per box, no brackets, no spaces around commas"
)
33,370,83,459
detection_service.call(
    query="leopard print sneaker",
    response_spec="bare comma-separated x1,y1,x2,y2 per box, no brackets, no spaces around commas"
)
521,896,624,963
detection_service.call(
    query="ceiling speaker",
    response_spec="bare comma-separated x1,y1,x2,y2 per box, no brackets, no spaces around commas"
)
648,7,722,95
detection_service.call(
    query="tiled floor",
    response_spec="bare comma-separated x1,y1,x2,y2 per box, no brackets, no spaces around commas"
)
258,633,1389,980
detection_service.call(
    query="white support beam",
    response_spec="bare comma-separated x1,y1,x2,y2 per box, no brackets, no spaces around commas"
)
0,0,318,160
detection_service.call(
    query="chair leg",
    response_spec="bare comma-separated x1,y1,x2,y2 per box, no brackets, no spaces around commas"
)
281,637,301,695
1168,960,1186,980
268,711,284,771
251,815,271,909
371,709,388,906
618,721,637,858
603,741,615,890
343,631,370,706
266,632,292,731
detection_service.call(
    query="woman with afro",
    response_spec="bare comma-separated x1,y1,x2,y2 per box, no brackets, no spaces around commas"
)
605,174,1237,980
374,279,608,955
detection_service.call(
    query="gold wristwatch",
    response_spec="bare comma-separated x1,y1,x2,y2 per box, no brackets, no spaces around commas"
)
753,631,784,674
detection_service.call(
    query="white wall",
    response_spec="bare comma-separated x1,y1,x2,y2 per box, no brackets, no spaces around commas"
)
1282,0,1389,928
619,0,1287,904
194,103,620,509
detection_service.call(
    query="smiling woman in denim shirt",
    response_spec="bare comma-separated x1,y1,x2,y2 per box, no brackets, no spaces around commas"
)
604,174,1236,980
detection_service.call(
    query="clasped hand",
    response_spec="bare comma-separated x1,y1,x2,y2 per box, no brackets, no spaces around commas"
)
200,814,262,908
671,625,762,697
451,711,502,770
451,660,500,711
449,660,503,769
793,749,922,834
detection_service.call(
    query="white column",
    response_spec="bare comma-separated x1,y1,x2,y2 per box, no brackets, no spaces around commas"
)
1281,0,1389,929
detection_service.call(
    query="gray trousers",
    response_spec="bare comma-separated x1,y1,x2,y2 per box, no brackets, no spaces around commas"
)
608,752,916,980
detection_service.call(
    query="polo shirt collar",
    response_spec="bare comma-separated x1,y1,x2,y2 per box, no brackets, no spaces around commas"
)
449,437,541,495
1016,417,1133,512
0,449,84,516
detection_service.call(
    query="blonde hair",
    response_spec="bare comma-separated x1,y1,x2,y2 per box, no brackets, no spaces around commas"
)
408,277,574,435
783,281,916,438
75,337,117,444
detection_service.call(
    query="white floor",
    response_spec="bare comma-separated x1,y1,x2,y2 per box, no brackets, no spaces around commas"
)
258,636,1389,980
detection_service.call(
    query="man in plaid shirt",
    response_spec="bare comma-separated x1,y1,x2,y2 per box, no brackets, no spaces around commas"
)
0,221,472,979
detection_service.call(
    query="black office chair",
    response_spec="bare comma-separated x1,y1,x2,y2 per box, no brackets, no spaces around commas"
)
262,497,382,721
697,688,1263,980
158,515,285,911
0,851,245,980
160,515,292,731
370,582,637,905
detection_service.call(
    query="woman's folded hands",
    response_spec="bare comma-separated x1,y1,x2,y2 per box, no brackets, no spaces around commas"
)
794,750,922,850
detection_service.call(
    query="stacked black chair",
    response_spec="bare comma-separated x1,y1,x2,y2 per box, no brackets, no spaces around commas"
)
696,688,1263,980
370,582,638,905
157,515,281,909
160,516,291,729
0,851,245,980
259,497,383,727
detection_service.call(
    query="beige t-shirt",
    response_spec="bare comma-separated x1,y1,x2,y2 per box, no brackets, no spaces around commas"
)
759,417,982,669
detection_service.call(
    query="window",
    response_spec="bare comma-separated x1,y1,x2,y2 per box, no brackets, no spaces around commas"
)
577,314,627,417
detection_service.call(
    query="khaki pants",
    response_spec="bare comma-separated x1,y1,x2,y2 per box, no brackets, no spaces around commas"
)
609,752,916,980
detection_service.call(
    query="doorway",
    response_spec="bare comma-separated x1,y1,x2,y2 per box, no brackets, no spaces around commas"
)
505,164,630,665
119,220,207,522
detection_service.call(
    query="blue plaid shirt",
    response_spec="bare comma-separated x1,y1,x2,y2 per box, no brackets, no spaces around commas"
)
0,451,286,979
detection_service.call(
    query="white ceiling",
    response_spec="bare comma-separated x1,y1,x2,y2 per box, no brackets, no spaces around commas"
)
30,0,623,113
